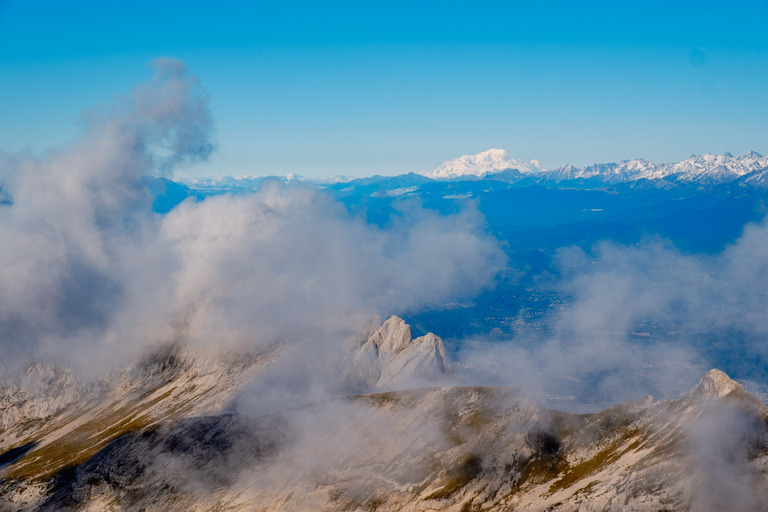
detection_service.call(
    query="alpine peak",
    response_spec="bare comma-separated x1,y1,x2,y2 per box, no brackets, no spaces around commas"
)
424,148,543,179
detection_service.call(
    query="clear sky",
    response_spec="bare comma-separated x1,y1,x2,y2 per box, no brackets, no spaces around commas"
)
1,0,767,177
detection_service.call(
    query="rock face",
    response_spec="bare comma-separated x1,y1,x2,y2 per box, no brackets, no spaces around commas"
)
690,368,742,399
0,344,277,510
0,364,94,436
344,315,448,391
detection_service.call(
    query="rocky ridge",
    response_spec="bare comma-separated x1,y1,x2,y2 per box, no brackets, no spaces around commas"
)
1,320,767,511
0,344,278,508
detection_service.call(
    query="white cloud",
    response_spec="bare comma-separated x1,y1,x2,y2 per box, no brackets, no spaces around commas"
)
0,61,506,383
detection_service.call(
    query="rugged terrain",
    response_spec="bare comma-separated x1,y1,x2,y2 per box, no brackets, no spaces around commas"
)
1,319,767,511
422,148,768,185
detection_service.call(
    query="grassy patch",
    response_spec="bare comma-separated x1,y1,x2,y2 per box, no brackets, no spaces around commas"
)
425,454,483,500
513,431,568,489
5,387,184,480
358,391,403,408
548,447,617,493
573,480,596,496
548,427,641,493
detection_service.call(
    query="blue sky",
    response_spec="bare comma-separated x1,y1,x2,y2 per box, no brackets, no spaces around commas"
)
1,0,767,177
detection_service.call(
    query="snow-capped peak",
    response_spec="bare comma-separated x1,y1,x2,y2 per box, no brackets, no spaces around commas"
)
424,148,543,179
422,149,768,183
533,151,768,185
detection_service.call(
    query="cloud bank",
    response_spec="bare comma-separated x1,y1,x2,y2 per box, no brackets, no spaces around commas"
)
0,60,506,382
458,224,768,408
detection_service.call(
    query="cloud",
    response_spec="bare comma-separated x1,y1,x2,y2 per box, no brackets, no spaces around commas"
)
4,57,768,511
163,181,506,413
0,59,212,373
161,182,504,348
0,60,505,385
456,221,768,408
687,401,768,512
3,56,765,423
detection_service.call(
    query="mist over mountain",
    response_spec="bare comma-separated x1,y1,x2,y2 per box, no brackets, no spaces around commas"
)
163,148,768,402
3,65,768,511
3,335,768,511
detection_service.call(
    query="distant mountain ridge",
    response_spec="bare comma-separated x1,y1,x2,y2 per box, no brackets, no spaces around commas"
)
165,151,768,205
424,149,768,186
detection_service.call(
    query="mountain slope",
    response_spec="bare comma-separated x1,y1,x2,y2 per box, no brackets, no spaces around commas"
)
0,345,278,508
3,352,766,511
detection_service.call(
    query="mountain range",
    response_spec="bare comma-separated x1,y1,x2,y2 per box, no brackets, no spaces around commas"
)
4,147,767,510
146,150,768,375
1,318,766,511
165,149,768,197
421,148,768,186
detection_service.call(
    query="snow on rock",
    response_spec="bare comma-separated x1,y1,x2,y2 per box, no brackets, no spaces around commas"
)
422,149,768,185
424,148,543,179
542,151,768,185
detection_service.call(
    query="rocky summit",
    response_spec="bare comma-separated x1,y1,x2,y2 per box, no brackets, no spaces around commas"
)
343,315,448,391
1,319,767,511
